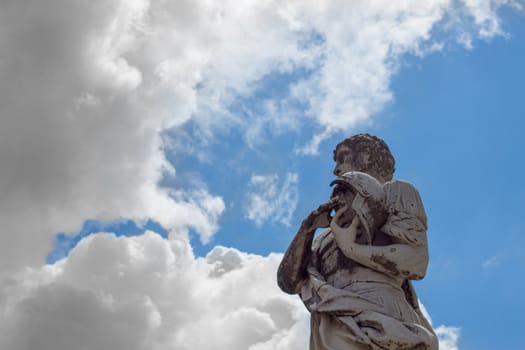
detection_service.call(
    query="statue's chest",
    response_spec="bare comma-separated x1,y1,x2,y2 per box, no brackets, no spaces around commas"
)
312,232,357,289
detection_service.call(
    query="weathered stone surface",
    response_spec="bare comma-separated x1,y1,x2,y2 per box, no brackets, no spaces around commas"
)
277,134,437,350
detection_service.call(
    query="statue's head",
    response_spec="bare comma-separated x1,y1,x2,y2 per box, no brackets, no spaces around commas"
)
333,134,395,184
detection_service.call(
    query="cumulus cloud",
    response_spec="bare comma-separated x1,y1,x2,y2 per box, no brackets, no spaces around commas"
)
0,0,229,274
0,232,309,350
245,173,299,226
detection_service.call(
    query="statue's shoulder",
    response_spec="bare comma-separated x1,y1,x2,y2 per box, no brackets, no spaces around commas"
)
381,180,428,246
383,179,427,225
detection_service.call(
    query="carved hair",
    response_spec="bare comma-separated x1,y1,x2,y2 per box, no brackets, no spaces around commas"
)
333,134,395,183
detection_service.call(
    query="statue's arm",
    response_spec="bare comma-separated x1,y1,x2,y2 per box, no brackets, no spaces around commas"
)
276,222,316,294
277,198,340,294
332,221,429,279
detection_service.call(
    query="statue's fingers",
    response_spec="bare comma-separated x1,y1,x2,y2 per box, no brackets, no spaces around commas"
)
330,218,341,233
333,197,345,207
332,205,347,223
331,196,344,205
331,207,348,232
319,197,339,212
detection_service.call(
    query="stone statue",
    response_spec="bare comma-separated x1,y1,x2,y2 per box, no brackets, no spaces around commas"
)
277,134,438,350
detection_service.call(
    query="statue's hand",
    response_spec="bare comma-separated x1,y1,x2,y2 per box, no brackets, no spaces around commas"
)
304,197,343,230
331,207,360,243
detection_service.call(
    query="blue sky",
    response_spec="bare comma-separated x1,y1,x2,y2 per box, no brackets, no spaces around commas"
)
1,1,524,349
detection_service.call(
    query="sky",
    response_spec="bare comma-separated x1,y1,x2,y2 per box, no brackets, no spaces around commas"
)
0,1,524,349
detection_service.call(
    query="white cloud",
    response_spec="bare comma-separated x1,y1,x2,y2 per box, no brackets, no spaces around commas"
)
245,173,299,227
0,0,233,274
436,325,461,350
0,232,309,350
457,32,475,49
463,0,522,38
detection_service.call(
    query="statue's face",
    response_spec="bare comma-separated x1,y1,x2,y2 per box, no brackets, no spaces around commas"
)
333,145,354,176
